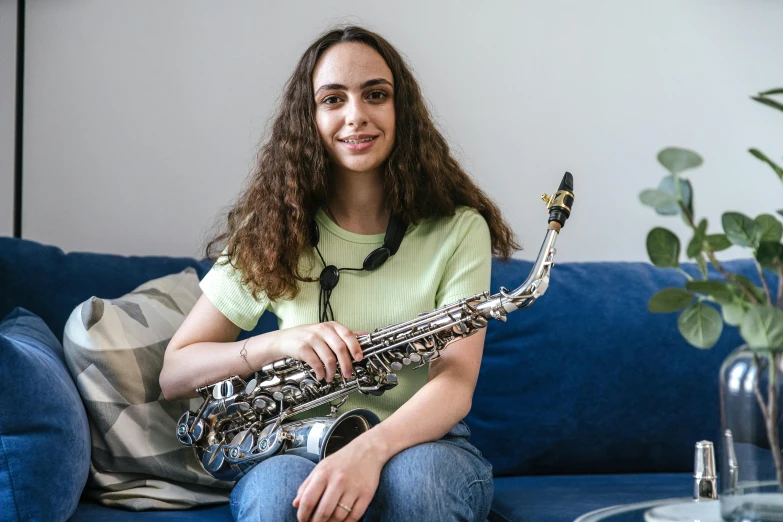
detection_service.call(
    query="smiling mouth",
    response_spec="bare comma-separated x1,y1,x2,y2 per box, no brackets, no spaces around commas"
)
338,137,378,144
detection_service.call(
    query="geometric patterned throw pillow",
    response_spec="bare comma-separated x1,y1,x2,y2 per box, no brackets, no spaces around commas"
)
63,267,233,511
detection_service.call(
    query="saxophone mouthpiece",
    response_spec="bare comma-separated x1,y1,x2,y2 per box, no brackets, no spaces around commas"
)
546,172,574,229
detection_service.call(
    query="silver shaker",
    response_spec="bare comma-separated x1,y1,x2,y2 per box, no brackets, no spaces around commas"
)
694,440,718,501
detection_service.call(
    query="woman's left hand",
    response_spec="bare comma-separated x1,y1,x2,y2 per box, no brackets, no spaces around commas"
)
293,436,386,522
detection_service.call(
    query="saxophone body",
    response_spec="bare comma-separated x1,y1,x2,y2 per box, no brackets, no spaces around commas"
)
177,173,575,481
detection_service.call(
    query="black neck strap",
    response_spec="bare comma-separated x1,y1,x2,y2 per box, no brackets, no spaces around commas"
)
310,212,407,322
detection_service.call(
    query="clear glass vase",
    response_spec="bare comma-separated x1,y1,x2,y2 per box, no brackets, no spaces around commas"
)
719,345,783,522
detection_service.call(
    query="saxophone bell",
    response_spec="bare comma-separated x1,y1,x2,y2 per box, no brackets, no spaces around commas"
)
209,408,381,481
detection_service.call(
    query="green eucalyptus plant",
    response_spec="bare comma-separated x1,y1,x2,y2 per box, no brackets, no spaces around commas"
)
639,88,783,491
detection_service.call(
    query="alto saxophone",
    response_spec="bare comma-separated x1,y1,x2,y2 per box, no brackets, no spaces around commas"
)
177,172,575,481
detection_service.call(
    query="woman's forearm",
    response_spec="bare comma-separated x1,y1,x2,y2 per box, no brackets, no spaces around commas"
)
160,332,283,400
352,367,476,464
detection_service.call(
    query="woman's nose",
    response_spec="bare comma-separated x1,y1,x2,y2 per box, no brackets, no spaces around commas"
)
345,97,368,127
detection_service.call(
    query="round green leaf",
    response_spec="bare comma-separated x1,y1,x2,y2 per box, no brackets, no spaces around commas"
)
754,214,783,244
678,302,723,349
685,280,733,304
648,288,694,313
722,300,750,327
647,228,681,267
722,212,758,247
639,189,678,210
656,175,692,216
739,306,783,350
704,234,731,252
658,148,703,175
756,241,783,270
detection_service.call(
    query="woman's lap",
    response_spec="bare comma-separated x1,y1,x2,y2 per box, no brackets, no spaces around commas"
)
230,422,493,522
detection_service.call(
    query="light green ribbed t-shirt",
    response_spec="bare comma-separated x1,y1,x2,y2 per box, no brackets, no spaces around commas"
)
199,205,492,421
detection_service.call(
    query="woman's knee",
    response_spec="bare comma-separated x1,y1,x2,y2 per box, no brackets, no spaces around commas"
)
366,441,493,522
230,454,315,522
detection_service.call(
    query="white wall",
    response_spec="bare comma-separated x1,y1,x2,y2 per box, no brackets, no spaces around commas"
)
20,0,783,262
0,1,16,237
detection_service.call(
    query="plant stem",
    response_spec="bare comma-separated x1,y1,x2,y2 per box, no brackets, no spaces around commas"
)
755,260,773,305
679,201,698,230
768,352,783,491
677,202,762,305
752,352,783,492
677,268,694,281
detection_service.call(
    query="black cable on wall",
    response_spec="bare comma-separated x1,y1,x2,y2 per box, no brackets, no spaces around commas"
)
13,0,25,238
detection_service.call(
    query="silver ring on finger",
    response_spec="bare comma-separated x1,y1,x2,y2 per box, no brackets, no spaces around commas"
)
337,502,352,513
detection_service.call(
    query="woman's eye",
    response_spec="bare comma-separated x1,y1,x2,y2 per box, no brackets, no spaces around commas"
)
323,95,342,105
367,91,388,101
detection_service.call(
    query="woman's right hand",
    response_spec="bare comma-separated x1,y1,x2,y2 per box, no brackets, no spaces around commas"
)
269,322,365,382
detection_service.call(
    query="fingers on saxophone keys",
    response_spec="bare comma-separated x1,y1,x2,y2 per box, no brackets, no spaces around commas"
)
301,349,326,381
312,341,338,382
332,322,364,365
322,326,354,379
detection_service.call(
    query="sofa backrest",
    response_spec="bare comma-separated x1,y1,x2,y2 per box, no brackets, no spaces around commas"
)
0,238,278,343
471,257,761,477
0,237,765,476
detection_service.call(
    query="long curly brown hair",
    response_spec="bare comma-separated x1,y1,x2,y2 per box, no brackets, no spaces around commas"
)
206,26,520,302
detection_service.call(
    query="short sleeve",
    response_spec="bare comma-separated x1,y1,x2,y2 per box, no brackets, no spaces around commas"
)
199,253,270,331
435,209,493,308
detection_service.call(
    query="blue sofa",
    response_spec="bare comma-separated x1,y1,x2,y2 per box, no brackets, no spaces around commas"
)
0,236,761,522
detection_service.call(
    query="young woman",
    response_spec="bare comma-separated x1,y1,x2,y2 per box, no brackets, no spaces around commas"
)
160,26,518,522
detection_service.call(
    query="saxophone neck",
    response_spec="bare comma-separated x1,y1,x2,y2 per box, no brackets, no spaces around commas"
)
506,228,558,301
480,171,574,316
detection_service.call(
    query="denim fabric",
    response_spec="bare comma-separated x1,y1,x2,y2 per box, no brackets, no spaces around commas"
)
230,421,493,522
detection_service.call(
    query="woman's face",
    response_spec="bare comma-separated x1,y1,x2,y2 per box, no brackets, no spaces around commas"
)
312,42,396,180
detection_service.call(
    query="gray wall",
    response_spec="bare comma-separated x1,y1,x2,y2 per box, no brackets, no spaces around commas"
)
18,0,783,262
0,1,16,238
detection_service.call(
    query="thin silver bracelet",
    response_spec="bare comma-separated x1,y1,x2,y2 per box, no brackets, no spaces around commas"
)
238,338,255,374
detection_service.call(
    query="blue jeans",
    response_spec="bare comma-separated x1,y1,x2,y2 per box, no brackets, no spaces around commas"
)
230,421,494,522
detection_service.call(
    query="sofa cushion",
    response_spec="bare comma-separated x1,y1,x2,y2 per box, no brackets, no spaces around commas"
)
63,268,233,510
489,472,691,522
0,308,91,522
468,258,766,476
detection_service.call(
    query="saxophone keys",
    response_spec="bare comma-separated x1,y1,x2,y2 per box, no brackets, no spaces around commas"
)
225,401,251,415
213,379,235,400
390,361,403,371
472,316,488,328
244,377,257,395
402,357,411,365
408,352,422,363
253,394,277,414
203,443,226,475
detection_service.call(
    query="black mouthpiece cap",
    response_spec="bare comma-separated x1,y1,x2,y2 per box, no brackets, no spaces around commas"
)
548,172,574,228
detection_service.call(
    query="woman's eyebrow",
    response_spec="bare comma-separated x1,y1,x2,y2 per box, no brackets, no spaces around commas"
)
314,78,394,95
